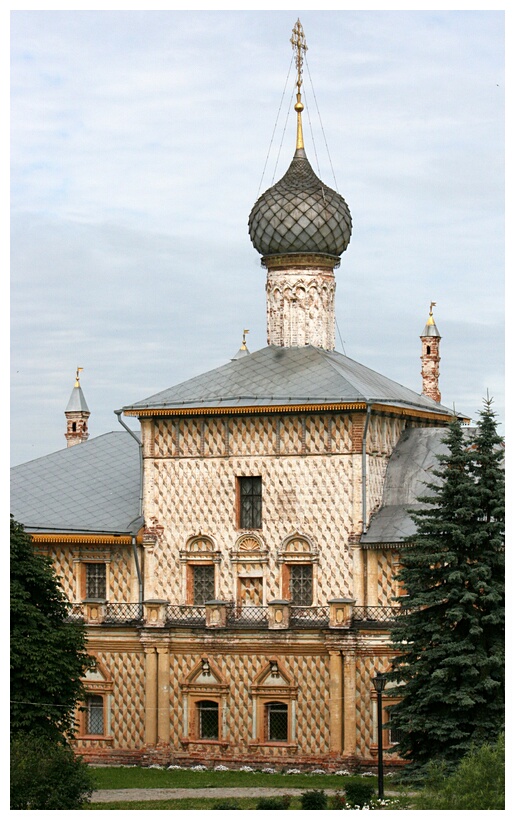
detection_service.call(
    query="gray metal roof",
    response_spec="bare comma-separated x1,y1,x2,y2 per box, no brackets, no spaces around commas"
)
65,384,90,413
10,431,142,536
361,426,474,546
248,147,352,258
123,345,455,417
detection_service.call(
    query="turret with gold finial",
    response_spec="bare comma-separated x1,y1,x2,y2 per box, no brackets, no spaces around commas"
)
420,303,442,403
65,367,90,447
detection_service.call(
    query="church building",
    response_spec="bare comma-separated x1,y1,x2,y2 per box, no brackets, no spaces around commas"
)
11,22,465,770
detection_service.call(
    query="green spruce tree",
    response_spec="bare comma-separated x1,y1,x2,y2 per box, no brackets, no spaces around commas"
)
388,400,504,770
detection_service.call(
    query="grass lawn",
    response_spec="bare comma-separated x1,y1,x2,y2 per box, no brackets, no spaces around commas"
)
89,766,377,792
87,797,292,810
87,766,416,810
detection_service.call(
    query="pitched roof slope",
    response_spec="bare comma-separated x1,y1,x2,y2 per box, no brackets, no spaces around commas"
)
123,345,454,416
10,431,142,535
361,426,474,545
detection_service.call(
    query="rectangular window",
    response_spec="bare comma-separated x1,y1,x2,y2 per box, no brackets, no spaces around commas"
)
86,563,106,599
86,695,104,735
238,476,262,529
386,708,403,745
197,700,219,740
289,564,313,606
266,701,288,742
193,565,215,605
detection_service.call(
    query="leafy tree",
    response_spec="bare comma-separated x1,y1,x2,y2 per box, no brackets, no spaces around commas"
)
388,400,504,769
414,734,504,810
10,515,93,741
10,731,93,810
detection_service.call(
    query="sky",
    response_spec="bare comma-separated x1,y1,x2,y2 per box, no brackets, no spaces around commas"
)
9,7,505,467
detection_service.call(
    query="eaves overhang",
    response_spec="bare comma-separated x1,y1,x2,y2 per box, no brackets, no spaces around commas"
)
123,401,368,417
360,540,414,550
30,530,143,545
123,401,462,425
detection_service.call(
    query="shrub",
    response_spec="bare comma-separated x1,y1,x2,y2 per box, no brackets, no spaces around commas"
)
211,799,241,809
10,732,93,810
256,796,291,810
329,790,347,809
300,789,328,810
344,780,375,807
416,735,505,810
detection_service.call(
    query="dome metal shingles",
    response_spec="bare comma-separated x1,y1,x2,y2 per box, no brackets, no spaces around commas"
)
248,148,352,258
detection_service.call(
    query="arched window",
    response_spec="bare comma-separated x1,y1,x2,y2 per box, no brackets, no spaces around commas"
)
279,535,318,605
180,536,220,604
197,699,219,740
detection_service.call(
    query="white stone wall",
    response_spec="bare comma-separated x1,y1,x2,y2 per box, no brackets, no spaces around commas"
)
140,411,407,607
266,267,336,349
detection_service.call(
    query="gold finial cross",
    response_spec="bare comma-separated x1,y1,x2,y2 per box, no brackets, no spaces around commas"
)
290,19,308,150
75,366,83,387
241,329,250,350
291,19,307,92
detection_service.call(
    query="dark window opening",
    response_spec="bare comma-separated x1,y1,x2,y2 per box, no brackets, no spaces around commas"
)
193,565,215,604
289,564,313,605
426,345,431,355
266,701,288,742
238,476,262,529
386,708,403,745
87,695,104,734
197,700,219,739
86,563,106,599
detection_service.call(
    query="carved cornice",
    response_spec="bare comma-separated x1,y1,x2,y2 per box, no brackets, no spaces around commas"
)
262,253,340,270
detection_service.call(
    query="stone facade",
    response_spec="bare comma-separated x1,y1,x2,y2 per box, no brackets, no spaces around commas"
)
265,262,337,349
32,406,431,769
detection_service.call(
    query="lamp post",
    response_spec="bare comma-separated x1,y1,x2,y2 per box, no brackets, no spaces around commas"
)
372,672,386,801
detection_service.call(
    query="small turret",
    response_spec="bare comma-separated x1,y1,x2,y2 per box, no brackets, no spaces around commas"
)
231,329,251,361
420,303,441,403
65,367,90,447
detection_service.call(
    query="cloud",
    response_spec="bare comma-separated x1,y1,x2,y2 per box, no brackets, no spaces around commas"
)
10,10,504,465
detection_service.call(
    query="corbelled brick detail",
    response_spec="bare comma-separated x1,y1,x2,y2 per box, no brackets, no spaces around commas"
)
266,266,336,349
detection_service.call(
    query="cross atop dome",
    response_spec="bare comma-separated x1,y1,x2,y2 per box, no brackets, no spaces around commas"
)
248,21,352,350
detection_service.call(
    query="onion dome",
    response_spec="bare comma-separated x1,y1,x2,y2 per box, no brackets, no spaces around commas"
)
248,147,352,259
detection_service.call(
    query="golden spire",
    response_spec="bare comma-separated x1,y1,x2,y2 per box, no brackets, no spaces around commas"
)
428,301,437,324
291,19,307,151
75,366,83,387
241,329,250,351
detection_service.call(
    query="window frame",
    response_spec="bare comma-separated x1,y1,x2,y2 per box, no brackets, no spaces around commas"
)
83,561,107,600
237,476,263,530
195,698,220,741
85,694,105,736
77,656,113,742
286,562,313,606
189,563,216,605
265,700,289,742
180,659,230,747
370,690,403,756
250,660,298,749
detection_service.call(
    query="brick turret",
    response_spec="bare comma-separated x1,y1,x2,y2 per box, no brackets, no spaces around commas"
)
65,367,90,447
420,303,441,403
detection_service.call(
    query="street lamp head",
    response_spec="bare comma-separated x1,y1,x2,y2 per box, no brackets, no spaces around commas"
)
373,672,387,693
